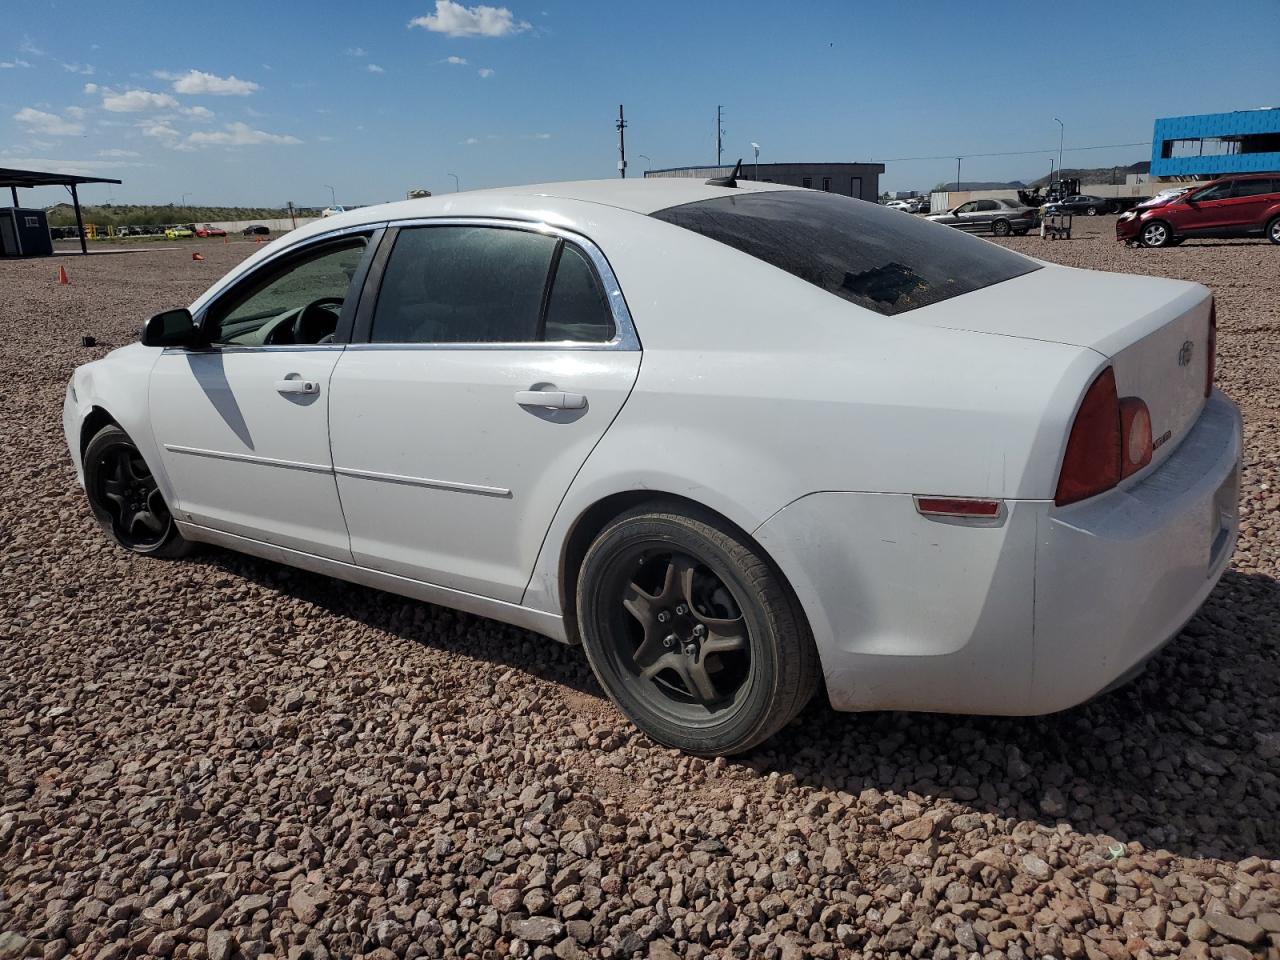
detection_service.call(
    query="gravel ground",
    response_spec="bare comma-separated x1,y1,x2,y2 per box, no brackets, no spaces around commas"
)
1,224,1278,960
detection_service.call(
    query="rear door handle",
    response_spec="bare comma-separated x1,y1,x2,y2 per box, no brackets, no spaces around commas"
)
515,390,586,410
275,378,320,395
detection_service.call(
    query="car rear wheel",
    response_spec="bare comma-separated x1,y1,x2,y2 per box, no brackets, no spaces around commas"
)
992,219,1012,237
576,503,819,756
83,424,193,558
1140,221,1173,248
1086,206,1099,216
1268,216,1280,245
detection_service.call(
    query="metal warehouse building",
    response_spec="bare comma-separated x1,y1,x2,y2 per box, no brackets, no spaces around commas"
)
1151,108,1280,178
645,162,884,202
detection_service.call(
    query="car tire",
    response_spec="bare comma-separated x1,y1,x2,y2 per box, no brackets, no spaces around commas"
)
992,219,1012,237
1086,206,1099,216
1013,229,1029,236
1140,220,1174,248
576,502,819,756
83,424,193,558
1267,216,1280,246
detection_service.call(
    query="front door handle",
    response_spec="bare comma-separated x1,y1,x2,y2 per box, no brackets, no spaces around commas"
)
515,390,586,410
275,378,320,395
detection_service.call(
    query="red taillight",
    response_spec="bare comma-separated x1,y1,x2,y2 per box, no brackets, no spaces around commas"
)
1055,368,1122,506
1119,397,1152,478
1205,301,1217,398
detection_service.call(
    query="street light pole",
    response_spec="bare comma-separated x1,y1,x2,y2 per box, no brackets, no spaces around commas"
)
1053,118,1064,183
955,158,961,192
324,184,336,207
637,154,651,176
751,142,760,181
448,173,459,192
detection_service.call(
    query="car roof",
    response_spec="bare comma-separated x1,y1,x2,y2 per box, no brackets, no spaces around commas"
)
308,177,799,234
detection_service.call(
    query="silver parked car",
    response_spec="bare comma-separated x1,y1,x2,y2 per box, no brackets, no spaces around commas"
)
927,198,1037,236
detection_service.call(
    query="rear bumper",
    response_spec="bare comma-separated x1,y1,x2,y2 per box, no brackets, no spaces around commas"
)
755,391,1241,715
1029,389,1240,711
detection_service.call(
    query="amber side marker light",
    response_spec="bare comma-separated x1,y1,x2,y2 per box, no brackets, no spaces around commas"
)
914,497,1002,519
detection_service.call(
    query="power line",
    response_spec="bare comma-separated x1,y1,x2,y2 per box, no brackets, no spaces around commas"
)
877,141,1150,163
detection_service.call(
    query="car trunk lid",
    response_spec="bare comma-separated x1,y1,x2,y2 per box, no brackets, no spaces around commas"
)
914,263,1214,472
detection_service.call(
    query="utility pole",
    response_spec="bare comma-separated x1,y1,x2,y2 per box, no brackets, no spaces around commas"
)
287,201,297,229
717,105,724,166
955,158,961,192
616,104,627,179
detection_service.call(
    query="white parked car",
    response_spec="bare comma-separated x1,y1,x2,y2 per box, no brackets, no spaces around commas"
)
62,178,1241,756
321,205,346,218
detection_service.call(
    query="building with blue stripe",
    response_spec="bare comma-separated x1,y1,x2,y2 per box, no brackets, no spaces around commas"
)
1151,108,1280,177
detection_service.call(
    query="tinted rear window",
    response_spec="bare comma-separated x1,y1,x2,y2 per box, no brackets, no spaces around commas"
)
651,190,1040,316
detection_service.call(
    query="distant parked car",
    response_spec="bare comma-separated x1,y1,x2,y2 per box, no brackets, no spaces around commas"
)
927,198,1037,236
1116,173,1280,247
1045,194,1113,216
164,225,193,240
884,200,913,211
321,206,346,218
242,225,270,236
195,224,227,238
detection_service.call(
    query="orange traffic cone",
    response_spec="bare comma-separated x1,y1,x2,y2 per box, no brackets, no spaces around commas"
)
192,252,205,261
57,265,69,285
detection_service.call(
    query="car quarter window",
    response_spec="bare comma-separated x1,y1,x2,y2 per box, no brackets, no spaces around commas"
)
651,190,1041,317
369,225,615,345
207,238,368,346
543,243,616,342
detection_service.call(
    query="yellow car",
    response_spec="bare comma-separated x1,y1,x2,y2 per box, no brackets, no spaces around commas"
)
164,225,194,240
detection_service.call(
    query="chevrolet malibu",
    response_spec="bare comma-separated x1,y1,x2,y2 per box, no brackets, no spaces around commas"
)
63,178,1241,756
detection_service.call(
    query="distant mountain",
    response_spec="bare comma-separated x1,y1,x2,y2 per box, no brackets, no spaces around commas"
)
930,180,1028,191
1030,161,1150,187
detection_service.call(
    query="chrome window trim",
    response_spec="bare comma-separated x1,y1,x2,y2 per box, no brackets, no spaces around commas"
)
162,344,348,355
349,216,640,352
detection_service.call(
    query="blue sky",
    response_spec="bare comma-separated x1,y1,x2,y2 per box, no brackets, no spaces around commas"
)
3,0,1277,207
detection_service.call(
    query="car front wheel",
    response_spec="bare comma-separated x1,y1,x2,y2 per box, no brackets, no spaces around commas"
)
576,503,819,756
83,424,193,557
1140,221,1174,248
991,219,1012,237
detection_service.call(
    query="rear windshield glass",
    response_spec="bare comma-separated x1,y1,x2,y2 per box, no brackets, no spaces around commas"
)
651,190,1040,316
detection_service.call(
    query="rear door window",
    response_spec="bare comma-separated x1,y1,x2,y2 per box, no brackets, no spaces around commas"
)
1232,178,1276,198
651,190,1040,316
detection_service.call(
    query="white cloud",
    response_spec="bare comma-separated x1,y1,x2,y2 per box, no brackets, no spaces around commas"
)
461,136,479,145
97,148,141,158
478,67,494,78
102,88,180,112
1,59,33,69
83,82,99,94
19,37,44,57
13,107,84,137
65,106,88,120
185,121,301,147
441,55,469,65
533,132,550,139
345,47,367,56
182,105,215,119
159,69,260,96
367,63,385,73
316,135,335,142
141,122,180,141
61,61,94,75
409,1,530,38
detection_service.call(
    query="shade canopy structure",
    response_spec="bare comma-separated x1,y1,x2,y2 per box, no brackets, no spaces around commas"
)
0,166,122,255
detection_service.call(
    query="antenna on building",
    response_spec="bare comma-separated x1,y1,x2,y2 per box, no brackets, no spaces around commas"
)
616,104,627,179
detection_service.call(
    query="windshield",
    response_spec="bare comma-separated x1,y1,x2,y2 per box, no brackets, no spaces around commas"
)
651,190,1040,316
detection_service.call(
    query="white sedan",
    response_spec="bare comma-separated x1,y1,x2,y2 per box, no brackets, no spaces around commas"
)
63,177,1241,756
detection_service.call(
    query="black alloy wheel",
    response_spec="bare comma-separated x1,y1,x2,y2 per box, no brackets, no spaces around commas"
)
84,424,192,557
577,503,818,756
992,219,1012,237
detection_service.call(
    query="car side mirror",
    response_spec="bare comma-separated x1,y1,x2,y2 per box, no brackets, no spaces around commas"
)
142,308,200,348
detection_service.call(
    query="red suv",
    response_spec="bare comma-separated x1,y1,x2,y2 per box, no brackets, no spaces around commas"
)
1116,172,1280,247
